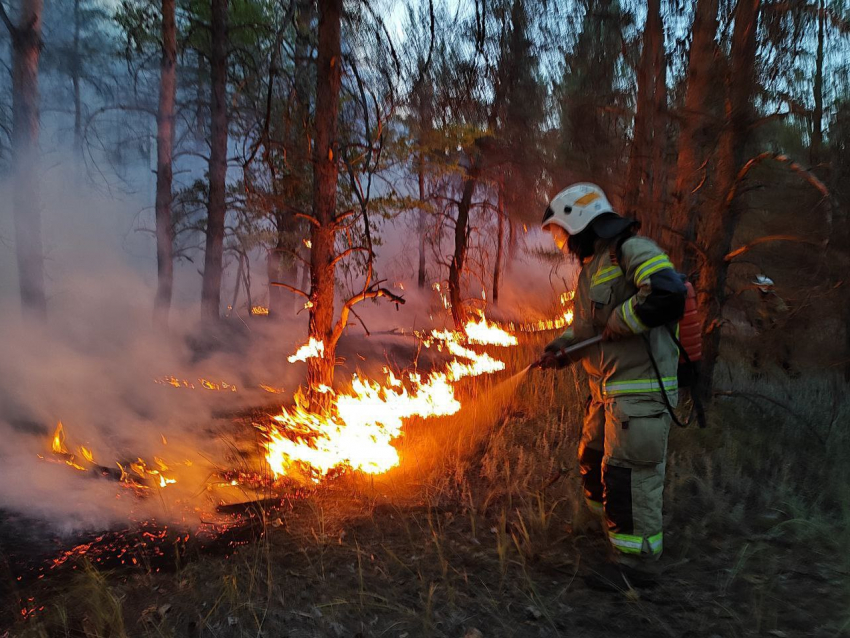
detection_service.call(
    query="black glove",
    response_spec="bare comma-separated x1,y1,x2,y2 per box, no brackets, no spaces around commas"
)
538,336,581,369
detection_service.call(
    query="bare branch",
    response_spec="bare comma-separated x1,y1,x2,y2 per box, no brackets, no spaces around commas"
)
295,212,320,227
0,1,15,35
726,152,832,229
331,286,405,347
331,246,371,266
270,281,309,298
725,235,826,262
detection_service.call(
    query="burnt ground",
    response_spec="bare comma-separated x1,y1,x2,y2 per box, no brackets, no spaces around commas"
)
1,482,846,638
2,347,850,637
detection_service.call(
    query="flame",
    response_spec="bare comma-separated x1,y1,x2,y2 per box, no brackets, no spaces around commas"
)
498,290,575,333
199,378,237,392
155,376,237,391
463,315,518,346
260,384,285,394
52,422,67,454
251,305,269,315
265,371,460,479
288,337,325,363
80,446,95,464
264,314,524,480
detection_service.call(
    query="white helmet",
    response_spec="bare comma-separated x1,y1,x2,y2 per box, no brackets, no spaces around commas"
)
754,274,775,293
542,183,615,236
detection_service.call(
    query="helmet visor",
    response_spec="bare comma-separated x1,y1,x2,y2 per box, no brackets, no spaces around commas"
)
545,225,569,251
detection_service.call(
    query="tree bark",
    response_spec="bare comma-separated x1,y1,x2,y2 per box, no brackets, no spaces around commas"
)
695,0,762,382
72,0,82,154
200,0,229,321
415,80,432,290
649,16,668,232
417,168,427,289
624,0,664,235
448,163,478,328
492,185,504,305
667,0,720,268
6,0,47,319
153,0,177,327
305,0,342,405
811,0,824,167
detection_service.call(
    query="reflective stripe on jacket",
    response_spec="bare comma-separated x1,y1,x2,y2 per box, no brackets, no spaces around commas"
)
560,236,683,404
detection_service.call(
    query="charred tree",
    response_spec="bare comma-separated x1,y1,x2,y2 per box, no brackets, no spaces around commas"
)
153,0,177,326
417,160,428,289
492,185,504,305
448,161,479,328
415,85,433,290
695,0,762,381
305,0,343,402
667,0,720,268
2,0,47,319
200,0,229,321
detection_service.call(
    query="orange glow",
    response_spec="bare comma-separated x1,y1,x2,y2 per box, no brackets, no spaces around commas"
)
251,305,269,315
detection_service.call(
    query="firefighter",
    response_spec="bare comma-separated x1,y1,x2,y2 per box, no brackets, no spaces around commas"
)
538,183,686,589
747,274,792,375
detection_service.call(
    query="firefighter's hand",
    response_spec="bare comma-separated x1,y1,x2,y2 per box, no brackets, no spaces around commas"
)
539,337,580,369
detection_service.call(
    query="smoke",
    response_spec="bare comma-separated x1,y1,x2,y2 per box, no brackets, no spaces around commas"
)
0,152,572,534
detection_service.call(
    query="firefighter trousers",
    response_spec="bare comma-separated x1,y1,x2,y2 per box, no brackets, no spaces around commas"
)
578,395,670,560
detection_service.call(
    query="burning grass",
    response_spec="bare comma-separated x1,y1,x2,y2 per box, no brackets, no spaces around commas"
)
7,360,850,637
6,297,850,636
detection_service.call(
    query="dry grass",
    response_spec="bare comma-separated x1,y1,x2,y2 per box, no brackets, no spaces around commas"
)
7,338,850,637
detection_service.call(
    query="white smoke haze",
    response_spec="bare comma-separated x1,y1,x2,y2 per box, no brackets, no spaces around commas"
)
0,152,571,535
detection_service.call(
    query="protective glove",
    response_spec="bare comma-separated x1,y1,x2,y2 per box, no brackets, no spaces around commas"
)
538,336,582,369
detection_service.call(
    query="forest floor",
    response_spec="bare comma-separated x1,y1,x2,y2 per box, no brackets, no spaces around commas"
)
3,341,850,638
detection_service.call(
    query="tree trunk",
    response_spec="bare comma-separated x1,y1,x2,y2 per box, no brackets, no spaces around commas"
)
305,0,342,406
623,0,652,217
153,0,176,327
625,0,664,235
667,0,720,269
810,0,824,167
649,16,668,233
72,0,82,154
695,0,761,383
415,80,432,290
448,163,478,328
200,0,229,321
417,179,427,289
492,186,504,305
7,0,47,319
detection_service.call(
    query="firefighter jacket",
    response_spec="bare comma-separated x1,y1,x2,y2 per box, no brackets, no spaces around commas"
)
561,235,685,411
